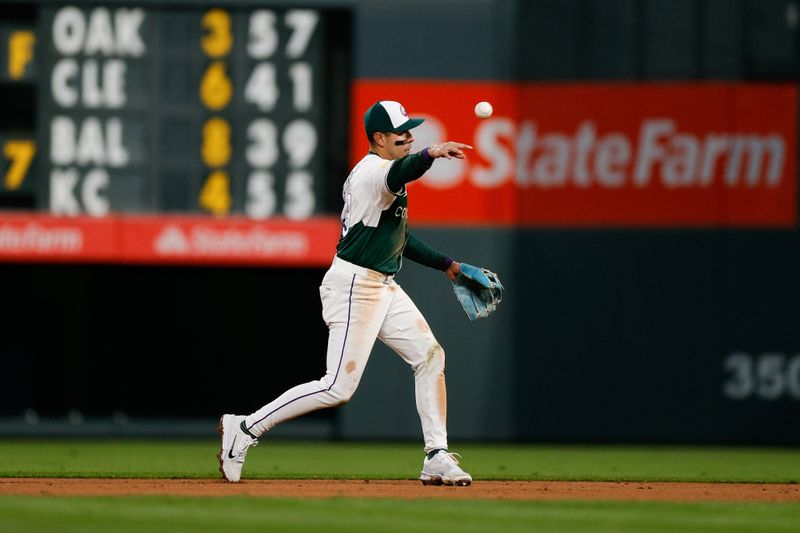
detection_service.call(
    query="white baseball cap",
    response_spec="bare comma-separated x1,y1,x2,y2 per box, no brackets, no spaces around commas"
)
364,100,425,136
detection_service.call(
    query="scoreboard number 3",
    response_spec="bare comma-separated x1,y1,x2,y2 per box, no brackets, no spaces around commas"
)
201,9,233,58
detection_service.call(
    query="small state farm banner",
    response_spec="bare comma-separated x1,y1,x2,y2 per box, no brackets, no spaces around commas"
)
119,215,340,266
0,213,341,266
351,81,797,227
0,212,118,261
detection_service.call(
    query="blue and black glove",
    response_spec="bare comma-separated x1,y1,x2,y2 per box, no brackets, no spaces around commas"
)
452,263,504,321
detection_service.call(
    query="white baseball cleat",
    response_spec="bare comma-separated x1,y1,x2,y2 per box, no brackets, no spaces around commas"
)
419,450,472,486
217,414,258,482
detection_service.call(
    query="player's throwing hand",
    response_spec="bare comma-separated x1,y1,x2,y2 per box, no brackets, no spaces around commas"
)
427,142,473,159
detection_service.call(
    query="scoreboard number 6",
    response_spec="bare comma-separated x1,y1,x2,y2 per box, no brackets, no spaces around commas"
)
200,62,233,111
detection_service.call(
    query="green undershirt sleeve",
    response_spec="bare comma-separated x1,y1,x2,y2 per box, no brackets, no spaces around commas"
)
403,232,452,271
386,149,434,193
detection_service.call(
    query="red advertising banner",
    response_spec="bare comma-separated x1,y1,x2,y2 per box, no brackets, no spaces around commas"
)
0,213,341,266
351,81,797,227
0,213,118,262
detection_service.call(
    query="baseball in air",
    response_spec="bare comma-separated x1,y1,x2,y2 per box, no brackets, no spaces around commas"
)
474,101,493,119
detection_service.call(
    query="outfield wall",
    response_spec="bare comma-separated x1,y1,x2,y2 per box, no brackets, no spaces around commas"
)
344,0,800,444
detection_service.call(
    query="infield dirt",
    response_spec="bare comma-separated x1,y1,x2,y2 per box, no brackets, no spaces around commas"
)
2,479,799,502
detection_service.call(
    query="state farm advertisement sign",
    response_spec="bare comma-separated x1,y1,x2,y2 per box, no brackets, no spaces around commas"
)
351,82,797,227
0,213,340,266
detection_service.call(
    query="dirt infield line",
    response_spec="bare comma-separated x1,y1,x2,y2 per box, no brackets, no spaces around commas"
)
1,478,799,502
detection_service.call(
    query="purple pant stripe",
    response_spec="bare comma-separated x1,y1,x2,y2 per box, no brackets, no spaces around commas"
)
248,274,356,431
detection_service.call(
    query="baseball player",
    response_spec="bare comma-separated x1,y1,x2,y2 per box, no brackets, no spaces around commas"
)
219,100,474,486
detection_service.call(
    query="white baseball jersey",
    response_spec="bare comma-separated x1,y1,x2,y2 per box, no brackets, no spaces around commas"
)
336,152,409,274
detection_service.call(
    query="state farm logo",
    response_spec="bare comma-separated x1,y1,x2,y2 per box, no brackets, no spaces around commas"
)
153,224,308,257
417,118,787,190
0,222,83,254
155,226,190,254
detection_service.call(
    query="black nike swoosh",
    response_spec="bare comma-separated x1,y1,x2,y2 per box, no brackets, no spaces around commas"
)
227,435,237,459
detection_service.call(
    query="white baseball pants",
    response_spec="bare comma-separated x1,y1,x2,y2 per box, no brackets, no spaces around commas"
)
244,256,448,452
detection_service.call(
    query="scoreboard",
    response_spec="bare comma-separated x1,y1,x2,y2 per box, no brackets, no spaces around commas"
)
0,1,350,220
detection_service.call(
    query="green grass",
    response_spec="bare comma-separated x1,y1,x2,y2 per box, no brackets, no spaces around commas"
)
2,439,799,482
2,439,799,533
1,497,799,533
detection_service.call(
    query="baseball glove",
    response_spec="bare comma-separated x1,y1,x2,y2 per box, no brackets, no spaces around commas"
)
452,263,504,321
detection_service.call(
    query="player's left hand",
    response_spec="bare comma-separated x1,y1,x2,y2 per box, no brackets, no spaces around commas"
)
445,260,461,281
428,142,472,159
